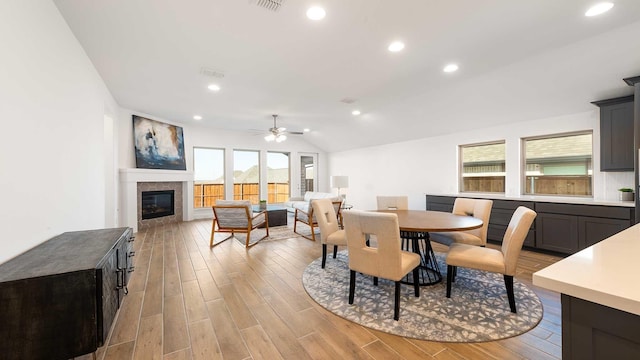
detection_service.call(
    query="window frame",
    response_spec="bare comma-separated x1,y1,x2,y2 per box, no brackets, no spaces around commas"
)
266,151,291,204
521,130,593,197
193,147,226,208
233,149,261,204
459,140,506,194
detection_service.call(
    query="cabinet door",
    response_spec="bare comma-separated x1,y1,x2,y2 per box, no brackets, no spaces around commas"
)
578,216,631,249
425,196,454,212
536,213,579,254
97,254,119,346
599,99,634,171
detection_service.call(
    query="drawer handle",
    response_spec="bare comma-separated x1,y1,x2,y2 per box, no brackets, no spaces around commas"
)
128,251,136,257
115,268,124,290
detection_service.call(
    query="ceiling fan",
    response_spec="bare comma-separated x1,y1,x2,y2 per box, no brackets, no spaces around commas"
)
264,114,303,142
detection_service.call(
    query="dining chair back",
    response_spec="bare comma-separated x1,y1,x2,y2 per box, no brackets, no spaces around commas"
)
294,200,342,241
430,198,493,246
376,196,409,210
343,210,420,320
311,199,347,268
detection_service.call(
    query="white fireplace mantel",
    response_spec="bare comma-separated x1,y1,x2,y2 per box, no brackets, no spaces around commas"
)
119,168,194,232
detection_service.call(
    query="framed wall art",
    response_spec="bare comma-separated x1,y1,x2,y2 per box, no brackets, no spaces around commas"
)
132,115,186,170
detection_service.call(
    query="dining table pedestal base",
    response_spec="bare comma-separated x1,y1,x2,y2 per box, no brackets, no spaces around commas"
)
400,231,442,286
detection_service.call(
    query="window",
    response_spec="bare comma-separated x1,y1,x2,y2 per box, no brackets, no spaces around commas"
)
460,142,506,193
523,132,592,196
233,150,260,204
267,152,290,203
193,148,225,208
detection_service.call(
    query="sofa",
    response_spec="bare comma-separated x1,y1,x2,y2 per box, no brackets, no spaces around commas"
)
283,191,341,213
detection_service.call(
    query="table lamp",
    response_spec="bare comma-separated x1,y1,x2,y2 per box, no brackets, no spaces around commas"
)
330,175,349,202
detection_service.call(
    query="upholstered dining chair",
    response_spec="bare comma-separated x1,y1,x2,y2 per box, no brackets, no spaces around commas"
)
311,199,347,268
210,200,269,248
430,198,493,247
343,210,420,320
445,206,536,313
294,200,342,241
376,196,409,210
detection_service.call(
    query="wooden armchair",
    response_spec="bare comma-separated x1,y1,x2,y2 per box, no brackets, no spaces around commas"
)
210,200,269,248
294,200,342,241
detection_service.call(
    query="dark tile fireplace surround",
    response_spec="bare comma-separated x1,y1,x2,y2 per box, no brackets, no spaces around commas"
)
137,182,183,230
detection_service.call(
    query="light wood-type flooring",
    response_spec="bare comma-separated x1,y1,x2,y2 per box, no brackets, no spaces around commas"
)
80,218,564,360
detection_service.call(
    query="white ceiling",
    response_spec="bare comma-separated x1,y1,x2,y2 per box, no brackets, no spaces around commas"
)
53,0,640,153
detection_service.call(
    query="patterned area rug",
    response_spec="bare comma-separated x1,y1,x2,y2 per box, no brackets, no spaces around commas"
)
302,251,543,342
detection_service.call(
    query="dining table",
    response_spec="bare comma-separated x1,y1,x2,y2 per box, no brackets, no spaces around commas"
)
372,210,483,286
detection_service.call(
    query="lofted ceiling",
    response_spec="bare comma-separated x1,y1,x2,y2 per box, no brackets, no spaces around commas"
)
53,0,640,153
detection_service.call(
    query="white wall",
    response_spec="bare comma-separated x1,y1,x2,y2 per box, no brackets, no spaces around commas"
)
328,110,634,211
0,1,119,263
117,109,326,220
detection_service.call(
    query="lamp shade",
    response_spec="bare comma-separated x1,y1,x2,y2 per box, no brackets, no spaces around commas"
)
330,175,349,189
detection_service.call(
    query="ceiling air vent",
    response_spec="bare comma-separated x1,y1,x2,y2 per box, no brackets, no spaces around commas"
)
340,97,357,104
200,67,225,78
251,0,285,12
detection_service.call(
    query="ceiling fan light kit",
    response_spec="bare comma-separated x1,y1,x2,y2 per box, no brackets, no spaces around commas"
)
264,114,300,142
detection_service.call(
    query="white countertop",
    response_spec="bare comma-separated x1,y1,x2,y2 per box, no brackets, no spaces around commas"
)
533,224,640,315
429,193,635,207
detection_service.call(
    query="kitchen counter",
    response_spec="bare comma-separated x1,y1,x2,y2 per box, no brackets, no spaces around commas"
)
533,223,640,315
532,223,640,359
431,193,635,207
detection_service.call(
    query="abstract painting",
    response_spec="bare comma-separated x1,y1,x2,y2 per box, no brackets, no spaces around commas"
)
133,115,186,170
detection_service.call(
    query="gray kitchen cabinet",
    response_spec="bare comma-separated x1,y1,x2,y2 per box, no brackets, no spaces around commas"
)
592,95,635,172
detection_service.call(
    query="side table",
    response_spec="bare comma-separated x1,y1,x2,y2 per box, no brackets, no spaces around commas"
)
252,204,288,227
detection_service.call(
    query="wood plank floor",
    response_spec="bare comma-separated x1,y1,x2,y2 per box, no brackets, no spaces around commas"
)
81,218,564,360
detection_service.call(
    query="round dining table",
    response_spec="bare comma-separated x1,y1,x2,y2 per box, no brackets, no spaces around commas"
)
373,210,483,286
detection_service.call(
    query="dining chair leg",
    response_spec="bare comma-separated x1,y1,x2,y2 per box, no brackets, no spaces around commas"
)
413,267,420,297
333,245,338,258
373,277,378,286
452,266,457,282
394,281,401,320
349,270,356,304
446,265,455,298
321,244,327,268
504,274,517,313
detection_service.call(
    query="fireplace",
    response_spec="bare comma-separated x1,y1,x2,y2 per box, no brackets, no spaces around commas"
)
141,190,175,220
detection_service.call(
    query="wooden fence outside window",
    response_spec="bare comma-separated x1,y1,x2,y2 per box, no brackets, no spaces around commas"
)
194,183,290,208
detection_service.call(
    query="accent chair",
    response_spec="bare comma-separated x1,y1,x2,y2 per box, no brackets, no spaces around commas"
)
210,200,269,248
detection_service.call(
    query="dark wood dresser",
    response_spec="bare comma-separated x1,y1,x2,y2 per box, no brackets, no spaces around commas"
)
0,227,134,360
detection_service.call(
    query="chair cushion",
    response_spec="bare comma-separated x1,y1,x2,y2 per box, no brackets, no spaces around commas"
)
430,231,483,246
446,243,505,274
326,229,347,246
215,208,249,228
396,251,421,282
252,212,266,227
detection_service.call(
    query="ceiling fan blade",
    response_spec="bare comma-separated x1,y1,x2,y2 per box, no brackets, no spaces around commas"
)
288,131,304,135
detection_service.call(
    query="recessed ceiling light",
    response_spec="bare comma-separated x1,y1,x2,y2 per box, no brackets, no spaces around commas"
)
306,6,326,20
207,84,221,92
352,110,361,116
303,128,310,132
443,64,459,73
585,2,614,17
388,41,405,52
193,115,202,120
